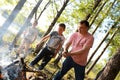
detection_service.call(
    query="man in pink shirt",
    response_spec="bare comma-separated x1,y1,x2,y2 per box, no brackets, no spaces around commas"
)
53,20,94,80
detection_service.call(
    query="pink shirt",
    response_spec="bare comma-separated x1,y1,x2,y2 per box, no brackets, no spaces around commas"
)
68,32,94,66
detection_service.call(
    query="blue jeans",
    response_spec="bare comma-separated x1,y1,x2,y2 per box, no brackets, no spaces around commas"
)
30,47,54,68
53,56,85,80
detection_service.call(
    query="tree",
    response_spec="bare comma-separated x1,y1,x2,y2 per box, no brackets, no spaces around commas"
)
91,0,117,35
0,0,26,42
86,26,112,66
89,0,108,27
107,0,120,56
97,48,120,80
87,0,118,65
86,0,101,20
86,20,119,74
10,0,43,48
43,0,70,37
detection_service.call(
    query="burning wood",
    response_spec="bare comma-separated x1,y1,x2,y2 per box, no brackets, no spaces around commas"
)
4,60,19,70
0,57,47,80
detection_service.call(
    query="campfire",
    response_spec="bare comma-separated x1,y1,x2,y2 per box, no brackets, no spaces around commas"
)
0,58,47,80
0,45,47,80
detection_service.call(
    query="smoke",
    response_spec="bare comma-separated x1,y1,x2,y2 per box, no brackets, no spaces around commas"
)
0,45,22,80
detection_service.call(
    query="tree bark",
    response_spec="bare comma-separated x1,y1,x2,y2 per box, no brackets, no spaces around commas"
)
0,0,26,41
97,48,120,80
34,0,70,54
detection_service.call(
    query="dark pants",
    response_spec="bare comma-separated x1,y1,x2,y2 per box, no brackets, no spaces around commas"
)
30,47,54,68
53,56,85,80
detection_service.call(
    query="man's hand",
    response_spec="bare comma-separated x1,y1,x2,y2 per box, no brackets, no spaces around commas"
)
62,53,67,57
36,43,40,48
62,51,71,57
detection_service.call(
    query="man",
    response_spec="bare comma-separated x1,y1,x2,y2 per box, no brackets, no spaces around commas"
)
17,20,38,57
53,20,94,80
29,23,66,70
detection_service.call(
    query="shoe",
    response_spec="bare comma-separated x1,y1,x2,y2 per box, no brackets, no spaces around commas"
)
15,53,19,59
29,63,34,68
38,65,44,70
19,54,25,59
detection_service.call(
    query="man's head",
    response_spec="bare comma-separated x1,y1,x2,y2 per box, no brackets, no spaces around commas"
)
78,20,90,33
57,23,66,34
32,20,38,27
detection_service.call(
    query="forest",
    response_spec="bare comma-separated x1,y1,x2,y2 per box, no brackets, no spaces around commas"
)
0,0,120,80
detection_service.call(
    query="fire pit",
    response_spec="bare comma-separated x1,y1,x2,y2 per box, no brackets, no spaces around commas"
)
1,58,47,80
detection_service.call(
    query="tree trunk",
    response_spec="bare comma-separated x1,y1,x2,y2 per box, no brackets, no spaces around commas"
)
97,48,120,80
89,0,108,27
34,0,70,54
87,27,111,66
43,0,70,37
86,0,101,20
86,24,120,75
10,0,43,48
87,17,119,66
92,0,117,35
37,0,51,20
0,0,26,41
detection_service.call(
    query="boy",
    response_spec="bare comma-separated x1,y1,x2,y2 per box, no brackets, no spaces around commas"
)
29,23,66,70
17,20,38,57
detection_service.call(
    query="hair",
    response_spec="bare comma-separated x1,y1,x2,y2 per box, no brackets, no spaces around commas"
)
34,19,38,24
80,20,90,29
59,23,66,30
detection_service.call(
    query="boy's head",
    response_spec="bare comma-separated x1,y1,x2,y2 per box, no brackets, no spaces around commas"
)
57,23,66,34
59,23,66,30
33,20,38,27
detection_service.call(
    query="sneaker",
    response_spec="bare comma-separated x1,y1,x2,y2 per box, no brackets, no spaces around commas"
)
19,54,25,58
38,65,44,70
15,53,19,59
29,63,34,68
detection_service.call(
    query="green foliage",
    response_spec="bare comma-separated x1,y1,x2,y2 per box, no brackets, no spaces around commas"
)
109,0,120,20
87,71,95,79
107,0,120,56
0,0,18,6
1,0,120,79
71,0,94,20
0,0,18,14
108,32,120,57
3,32,16,43
93,0,112,27
87,62,104,79
115,72,120,80
14,13,26,25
